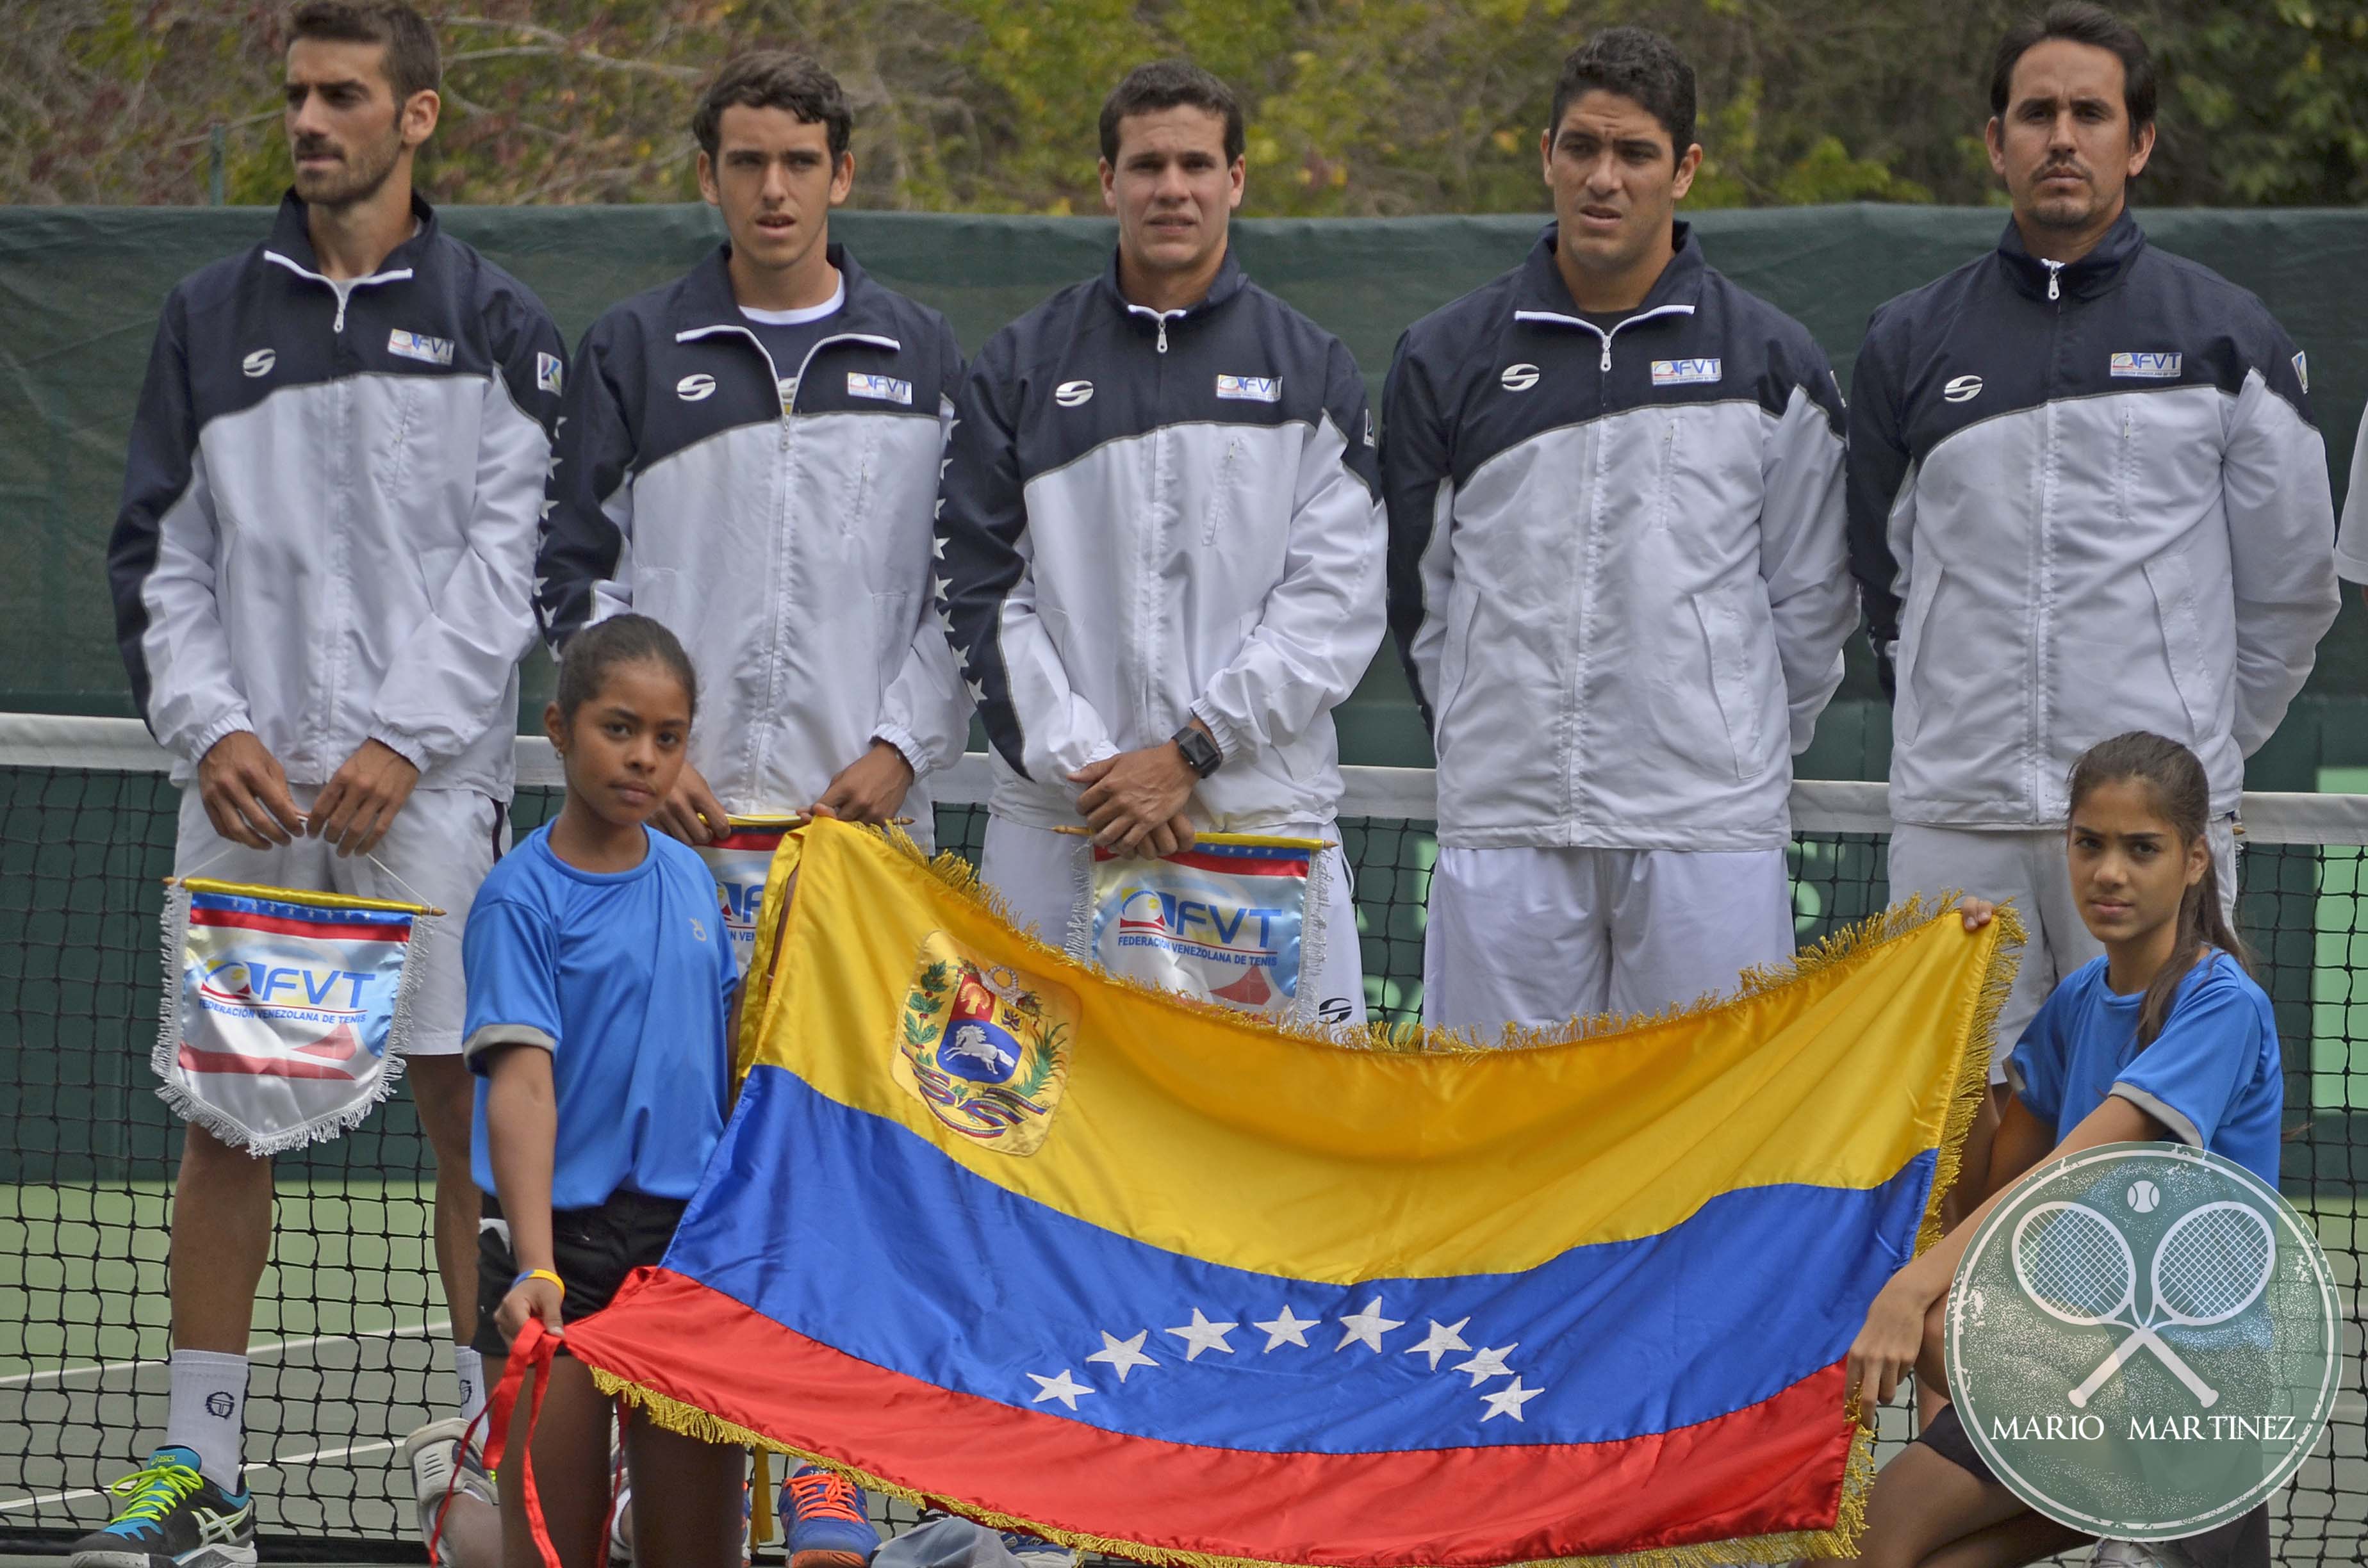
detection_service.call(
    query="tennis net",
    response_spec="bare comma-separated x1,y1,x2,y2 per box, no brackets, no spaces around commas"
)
2,716,2360,1559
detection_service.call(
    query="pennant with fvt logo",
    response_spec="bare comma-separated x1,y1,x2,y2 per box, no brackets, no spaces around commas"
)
154,879,438,1154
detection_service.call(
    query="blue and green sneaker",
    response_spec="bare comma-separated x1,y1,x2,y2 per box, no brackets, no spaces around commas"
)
67,1447,256,1568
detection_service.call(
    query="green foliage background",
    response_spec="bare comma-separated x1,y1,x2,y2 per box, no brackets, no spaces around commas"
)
5,2,2364,211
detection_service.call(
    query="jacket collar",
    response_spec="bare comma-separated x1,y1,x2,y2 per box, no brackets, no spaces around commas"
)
1994,207,2146,303
262,188,439,281
1095,244,1250,333
1515,218,1706,321
674,241,905,346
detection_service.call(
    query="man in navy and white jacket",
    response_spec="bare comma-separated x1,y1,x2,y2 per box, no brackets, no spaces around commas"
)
935,61,1385,1026
97,6,559,1560
1385,29,1853,1031
536,54,969,849
1848,5,2338,1078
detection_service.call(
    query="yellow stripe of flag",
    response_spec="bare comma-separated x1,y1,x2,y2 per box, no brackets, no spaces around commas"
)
743,822,2000,1283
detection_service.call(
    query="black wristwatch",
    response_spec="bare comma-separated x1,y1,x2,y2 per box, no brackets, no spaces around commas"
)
1172,722,1223,779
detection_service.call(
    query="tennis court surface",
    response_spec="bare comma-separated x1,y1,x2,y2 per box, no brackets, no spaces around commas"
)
3,722,2360,1560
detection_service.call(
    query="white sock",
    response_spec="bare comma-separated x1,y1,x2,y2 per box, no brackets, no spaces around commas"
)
450,1343,488,1433
163,1349,248,1492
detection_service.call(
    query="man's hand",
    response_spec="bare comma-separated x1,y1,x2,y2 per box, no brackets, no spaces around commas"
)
811,740,916,825
1071,740,1199,857
308,739,420,858
1958,896,1998,932
196,731,306,850
652,761,730,845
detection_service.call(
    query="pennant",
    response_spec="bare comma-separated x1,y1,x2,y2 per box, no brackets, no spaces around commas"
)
1072,834,1329,1022
696,817,804,975
154,878,437,1154
560,822,2009,1568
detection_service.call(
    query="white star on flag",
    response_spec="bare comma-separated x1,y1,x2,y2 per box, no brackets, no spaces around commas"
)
1452,1344,1517,1386
1085,1330,1158,1383
1252,1305,1319,1352
1335,1296,1404,1353
1165,1308,1238,1361
1405,1318,1472,1370
966,678,987,705
1027,1369,1093,1410
1479,1376,1543,1423
932,533,949,559
932,575,953,602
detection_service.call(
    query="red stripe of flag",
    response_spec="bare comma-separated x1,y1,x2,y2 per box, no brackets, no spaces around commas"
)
190,907,411,943
568,1268,1852,1568
1093,850,1310,878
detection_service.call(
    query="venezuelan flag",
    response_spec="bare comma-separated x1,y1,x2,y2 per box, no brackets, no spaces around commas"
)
562,822,2009,1568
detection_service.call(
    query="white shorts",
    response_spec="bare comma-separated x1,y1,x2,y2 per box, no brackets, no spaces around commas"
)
1422,845,1796,1031
1886,819,2239,1080
980,815,1367,1026
172,784,509,1056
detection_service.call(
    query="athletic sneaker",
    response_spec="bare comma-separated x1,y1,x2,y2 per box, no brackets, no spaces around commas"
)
401,1417,497,1556
67,1446,256,1568
609,1433,635,1567
997,1529,1078,1568
780,1464,880,1568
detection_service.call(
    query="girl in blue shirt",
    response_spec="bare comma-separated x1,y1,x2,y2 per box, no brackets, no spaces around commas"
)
460,614,743,1568
1839,731,2282,1568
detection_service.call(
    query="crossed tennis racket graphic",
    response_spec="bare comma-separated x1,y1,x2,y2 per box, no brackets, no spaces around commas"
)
2010,1198,2276,1409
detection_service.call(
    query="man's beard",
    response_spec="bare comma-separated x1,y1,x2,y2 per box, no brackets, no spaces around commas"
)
292,126,404,211
2023,163,2100,228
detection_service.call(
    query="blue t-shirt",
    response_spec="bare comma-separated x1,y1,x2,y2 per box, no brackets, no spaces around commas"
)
463,825,738,1209
2006,952,2283,1186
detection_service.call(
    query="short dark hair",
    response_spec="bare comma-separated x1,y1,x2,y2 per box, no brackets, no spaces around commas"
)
556,614,699,727
1989,2,2157,131
1549,28,1695,154
1098,61,1244,166
693,51,852,163
286,1,440,101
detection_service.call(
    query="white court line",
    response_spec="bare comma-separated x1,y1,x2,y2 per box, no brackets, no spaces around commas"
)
0,1318,450,1389
0,1439,403,1512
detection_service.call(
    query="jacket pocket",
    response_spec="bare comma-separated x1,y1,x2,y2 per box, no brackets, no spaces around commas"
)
2142,545,2214,734
1690,582,1767,783
841,424,885,542
1201,434,1248,548
1894,563,1946,750
1432,585,1482,724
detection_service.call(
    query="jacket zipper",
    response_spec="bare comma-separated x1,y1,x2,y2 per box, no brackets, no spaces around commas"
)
669,323,902,800
1127,302,1187,354
2029,275,2069,811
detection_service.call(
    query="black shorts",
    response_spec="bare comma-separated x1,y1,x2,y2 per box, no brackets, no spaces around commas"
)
472,1188,687,1359
1914,1404,2269,1568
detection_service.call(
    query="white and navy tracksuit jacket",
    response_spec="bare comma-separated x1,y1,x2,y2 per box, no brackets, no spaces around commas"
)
108,192,563,797
1848,212,2340,826
1383,224,1854,851
534,247,971,817
934,250,1386,833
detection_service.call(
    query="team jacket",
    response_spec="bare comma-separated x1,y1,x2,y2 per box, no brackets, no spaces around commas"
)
1848,213,2340,826
935,250,1386,831
534,247,971,816
1383,224,1854,851
109,192,561,796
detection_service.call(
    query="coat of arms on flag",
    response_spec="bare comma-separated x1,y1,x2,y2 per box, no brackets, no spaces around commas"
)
547,821,2010,1568
892,932,1076,1156
153,878,439,1154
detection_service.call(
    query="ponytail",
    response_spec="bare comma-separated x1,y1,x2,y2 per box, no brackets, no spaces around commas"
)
2066,731,2248,1047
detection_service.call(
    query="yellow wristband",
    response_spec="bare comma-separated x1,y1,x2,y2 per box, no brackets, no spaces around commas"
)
513,1268,564,1296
